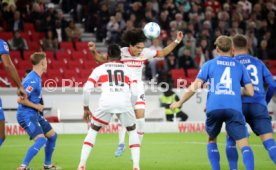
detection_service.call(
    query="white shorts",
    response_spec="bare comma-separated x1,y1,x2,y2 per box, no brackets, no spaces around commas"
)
132,82,145,110
92,108,136,128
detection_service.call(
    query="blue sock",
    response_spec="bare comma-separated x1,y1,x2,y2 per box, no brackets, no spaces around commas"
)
44,133,57,166
226,136,238,170
241,146,254,170
0,138,4,146
263,138,276,164
22,137,47,166
207,143,220,170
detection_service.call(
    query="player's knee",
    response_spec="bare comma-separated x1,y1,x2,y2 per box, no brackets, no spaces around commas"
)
126,124,136,131
91,124,101,131
208,136,217,143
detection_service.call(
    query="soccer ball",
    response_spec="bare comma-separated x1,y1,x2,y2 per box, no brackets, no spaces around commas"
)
143,22,161,39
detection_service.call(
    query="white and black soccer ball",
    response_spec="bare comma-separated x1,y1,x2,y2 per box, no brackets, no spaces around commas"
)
143,22,161,39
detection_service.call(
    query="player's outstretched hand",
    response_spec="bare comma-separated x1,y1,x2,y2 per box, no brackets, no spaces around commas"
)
83,106,92,123
17,86,27,99
88,42,96,52
176,31,184,42
170,101,182,110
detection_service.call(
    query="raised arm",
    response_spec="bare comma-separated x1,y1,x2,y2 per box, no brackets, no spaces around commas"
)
1,54,26,98
156,31,183,58
170,78,203,109
88,42,107,63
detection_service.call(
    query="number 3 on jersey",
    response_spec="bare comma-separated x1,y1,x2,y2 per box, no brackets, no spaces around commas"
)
246,65,259,85
220,67,232,89
107,70,125,86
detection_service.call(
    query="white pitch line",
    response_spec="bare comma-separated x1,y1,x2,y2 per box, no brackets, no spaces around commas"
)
1,141,264,148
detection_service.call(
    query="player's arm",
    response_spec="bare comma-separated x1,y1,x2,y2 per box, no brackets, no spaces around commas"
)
156,31,183,58
1,54,27,98
83,81,94,122
170,79,203,109
88,42,107,63
241,84,254,96
262,63,276,103
17,97,44,112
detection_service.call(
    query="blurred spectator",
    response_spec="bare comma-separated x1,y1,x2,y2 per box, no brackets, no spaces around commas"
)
179,48,197,77
149,38,163,81
55,11,68,42
204,0,221,15
41,30,58,51
160,85,188,122
85,0,99,33
95,2,109,42
8,10,24,32
40,13,55,33
159,11,170,32
257,39,268,60
29,2,44,32
2,2,15,20
174,13,187,31
238,0,252,18
65,20,81,42
195,46,206,68
106,16,120,44
8,30,28,51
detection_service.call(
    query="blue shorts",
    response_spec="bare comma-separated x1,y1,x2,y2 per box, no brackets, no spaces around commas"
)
17,111,52,140
206,109,247,140
0,98,5,121
243,103,273,136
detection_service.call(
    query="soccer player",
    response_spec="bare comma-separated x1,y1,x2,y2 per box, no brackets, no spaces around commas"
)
78,44,140,170
89,28,183,156
170,35,255,170
16,52,60,170
0,39,26,147
225,34,276,169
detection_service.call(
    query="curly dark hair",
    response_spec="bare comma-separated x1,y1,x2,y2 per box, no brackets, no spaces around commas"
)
107,44,121,59
122,28,147,46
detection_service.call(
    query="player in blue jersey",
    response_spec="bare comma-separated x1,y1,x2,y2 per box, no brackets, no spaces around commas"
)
225,34,276,169
16,52,60,170
171,35,255,170
0,39,26,147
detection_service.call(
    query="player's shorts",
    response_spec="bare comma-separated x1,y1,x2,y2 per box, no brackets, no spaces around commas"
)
206,109,247,140
0,98,5,121
17,111,52,140
92,108,136,128
131,82,145,110
243,103,273,136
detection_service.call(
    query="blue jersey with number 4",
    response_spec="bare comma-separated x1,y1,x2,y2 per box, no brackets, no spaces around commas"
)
197,56,252,113
17,71,42,114
235,54,276,106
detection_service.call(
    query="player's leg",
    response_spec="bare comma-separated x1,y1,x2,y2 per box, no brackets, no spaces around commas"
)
248,103,276,164
135,109,145,142
38,115,60,170
17,113,47,169
205,110,223,170
226,109,254,170
78,110,111,169
225,135,238,170
0,99,6,146
115,125,127,157
119,111,140,170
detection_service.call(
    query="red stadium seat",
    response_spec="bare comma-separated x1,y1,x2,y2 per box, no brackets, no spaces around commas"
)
79,69,92,78
268,60,276,68
10,51,22,65
75,41,88,51
27,42,40,51
71,51,87,61
60,42,74,50
17,61,32,70
56,51,71,62
187,68,199,78
21,32,31,41
0,32,13,41
31,32,44,41
66,61,83,70
24,23,35,32
23,50,35,60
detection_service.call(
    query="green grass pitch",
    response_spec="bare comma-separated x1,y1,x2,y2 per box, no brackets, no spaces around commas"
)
0,133,275,170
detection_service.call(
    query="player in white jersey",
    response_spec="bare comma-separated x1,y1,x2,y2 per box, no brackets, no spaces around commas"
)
78,44,140,170
88,28,183,156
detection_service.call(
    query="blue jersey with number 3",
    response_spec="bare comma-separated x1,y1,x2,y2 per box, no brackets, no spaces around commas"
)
0,39,10,57
197,56,252,113
235,54,276,106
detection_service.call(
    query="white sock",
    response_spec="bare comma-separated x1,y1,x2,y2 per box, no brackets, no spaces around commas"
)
118,125,127,145
136,118,145,143
129,130,140,169
79,128,98,166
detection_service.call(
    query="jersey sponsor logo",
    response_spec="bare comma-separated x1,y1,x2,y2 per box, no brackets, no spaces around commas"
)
26,86,33,93
122,60,145,67
3,44,9,51
30,81,36,84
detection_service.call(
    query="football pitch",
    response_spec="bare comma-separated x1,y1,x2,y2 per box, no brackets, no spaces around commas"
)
0,133,275,170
